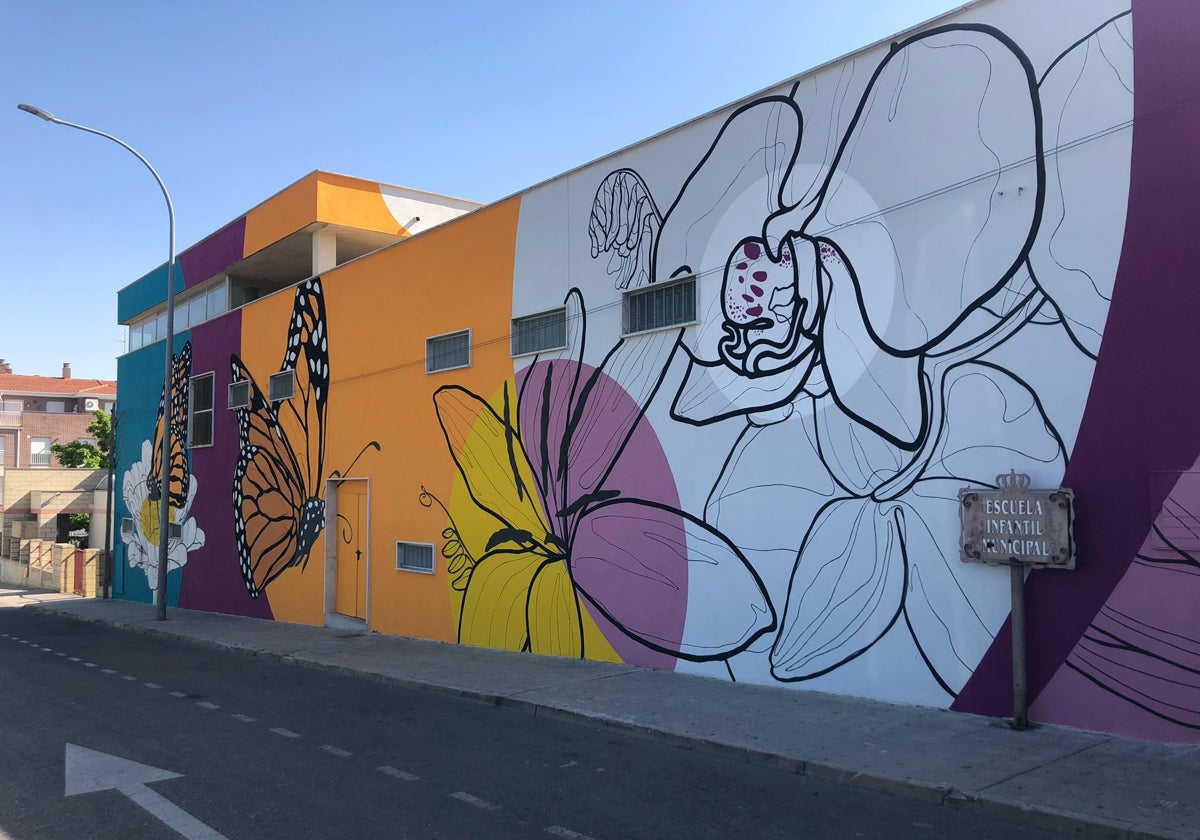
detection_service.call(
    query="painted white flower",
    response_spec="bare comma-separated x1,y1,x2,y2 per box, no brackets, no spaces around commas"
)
121,439,205,593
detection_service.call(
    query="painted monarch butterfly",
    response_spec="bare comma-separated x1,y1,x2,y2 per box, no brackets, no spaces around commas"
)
147,341,192,509
230,278,378,598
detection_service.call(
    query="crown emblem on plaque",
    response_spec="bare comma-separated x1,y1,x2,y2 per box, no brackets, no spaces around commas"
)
995,470,1032,490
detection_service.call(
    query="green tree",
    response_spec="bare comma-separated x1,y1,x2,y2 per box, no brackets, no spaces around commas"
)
51,439,102,468
50,410,113,469
87,409,114,467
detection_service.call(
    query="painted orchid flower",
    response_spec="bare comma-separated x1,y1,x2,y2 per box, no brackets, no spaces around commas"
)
121,439,205,594
588,21,1131,699
429,290,775,666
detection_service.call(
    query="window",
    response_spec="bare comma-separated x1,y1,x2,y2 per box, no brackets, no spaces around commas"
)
121,518,135,537
46,401,65,413
268,370,295,402
623,276,697,335
512,308,568,357
426,329,471,373
189,373,214,448
207,284,228,319
396,541,435,574
0,435,6,467
30,437,51,468
228,380,250,410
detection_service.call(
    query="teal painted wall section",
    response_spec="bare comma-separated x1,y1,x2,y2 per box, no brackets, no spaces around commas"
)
112,332,192,606
117,261,186,323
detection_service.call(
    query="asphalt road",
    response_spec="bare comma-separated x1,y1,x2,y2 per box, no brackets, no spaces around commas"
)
0,609,1073,840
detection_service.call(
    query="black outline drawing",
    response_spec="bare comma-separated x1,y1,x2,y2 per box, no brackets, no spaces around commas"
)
230,278,379,599
424,289,776,661
147,341,192,508
585,16,1133,697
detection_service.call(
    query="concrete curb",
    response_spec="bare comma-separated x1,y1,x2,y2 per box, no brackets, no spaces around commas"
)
28,604,1191,840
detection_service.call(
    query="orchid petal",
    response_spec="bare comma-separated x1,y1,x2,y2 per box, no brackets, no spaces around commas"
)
527,560,584,658
670,349,813,426
572,498,774,661
434,385,550,554
458,549,548,651
1029,14,1132,358
771,497,907,680
796,28,1042,353
820,245,929,450
924,362,1066,488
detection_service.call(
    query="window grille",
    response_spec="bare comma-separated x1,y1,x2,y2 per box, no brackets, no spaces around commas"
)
228,380,250,410
426,330,471,373
511,308,567,356
189,373,215,447
268,370,295,402
396,541,435,574
623,276,697,335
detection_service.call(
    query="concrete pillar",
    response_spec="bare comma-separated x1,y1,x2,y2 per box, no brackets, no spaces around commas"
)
312,228,337,276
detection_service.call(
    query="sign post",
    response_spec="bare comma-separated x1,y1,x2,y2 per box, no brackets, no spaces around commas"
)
960,471,1075,729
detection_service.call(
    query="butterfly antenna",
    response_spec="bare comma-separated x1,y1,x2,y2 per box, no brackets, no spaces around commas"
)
330,440,381,479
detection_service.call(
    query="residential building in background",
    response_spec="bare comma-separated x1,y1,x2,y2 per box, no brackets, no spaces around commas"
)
0,360,115,469
111,0,1200,746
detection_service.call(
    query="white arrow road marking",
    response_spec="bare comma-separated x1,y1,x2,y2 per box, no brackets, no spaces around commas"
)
64,744,228,840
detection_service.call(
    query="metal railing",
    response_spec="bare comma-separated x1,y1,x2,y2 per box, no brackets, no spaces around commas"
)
29,451,52,468
0,411,22,428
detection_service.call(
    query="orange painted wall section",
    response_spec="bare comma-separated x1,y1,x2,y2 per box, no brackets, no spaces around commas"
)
324,197,520,639
235,197,520,635
316,173,411,236
242,174,320,259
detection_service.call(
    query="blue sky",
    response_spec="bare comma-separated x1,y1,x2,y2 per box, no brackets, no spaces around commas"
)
1,0,960,380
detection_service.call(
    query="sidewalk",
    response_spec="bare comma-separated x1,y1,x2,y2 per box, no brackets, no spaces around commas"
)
9,587,1197,840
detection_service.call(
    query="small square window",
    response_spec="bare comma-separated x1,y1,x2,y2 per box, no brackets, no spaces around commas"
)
396,541,435,574
426,330,472,373
269,370,295,402
623,276,697,335
189,373,215,448
120,518,135,536
228,380,251,410
512,308,568,357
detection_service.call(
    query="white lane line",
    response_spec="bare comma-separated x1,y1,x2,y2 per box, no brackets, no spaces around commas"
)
121,675,138,681
83,663,97,668
377,765,418,781
55,652,66,657
320,745,352,758
270,727,300,739
68,656,80,661
18,639,29,644
101,668,116,674
231,714,256,723
169,691,187,698
449,792,497,811
196,701,219,710
40,647,52,652
143,682,161,689
546,827,595,840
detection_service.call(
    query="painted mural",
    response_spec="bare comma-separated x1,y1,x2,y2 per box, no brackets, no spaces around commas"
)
230,278,379,598
120,342,206,595
114,0,1200,745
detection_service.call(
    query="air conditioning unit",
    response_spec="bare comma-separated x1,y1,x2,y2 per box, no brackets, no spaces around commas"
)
84,398,100,411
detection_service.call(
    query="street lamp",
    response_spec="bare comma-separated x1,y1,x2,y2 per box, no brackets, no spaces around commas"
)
19,103,177,620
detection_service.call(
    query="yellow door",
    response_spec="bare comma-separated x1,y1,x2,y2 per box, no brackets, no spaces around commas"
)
334,481,368,619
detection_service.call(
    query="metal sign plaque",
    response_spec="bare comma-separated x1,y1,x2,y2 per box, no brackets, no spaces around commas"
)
960,471,1076,569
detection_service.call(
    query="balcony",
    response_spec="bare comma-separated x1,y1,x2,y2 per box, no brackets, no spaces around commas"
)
0,411,21,429
30,451,52,468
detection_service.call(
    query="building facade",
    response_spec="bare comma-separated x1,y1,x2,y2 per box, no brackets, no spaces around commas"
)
113,0,1200,744
0,361,115,470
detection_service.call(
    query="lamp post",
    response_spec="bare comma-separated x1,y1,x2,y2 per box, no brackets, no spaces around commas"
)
19,103,176,620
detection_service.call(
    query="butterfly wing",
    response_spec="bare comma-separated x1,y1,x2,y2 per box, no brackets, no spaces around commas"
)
231,356,310,598
276,278,329,493
147,341,192,508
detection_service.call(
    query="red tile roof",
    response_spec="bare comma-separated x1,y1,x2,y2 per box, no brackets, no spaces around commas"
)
0,374,117,397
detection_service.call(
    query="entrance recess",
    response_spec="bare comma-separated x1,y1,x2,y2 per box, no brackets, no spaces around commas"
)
333,480,369,621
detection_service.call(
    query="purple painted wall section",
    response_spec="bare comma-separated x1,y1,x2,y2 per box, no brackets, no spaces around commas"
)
955,0,1200,720
179,216,246,290
178,310,274,619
